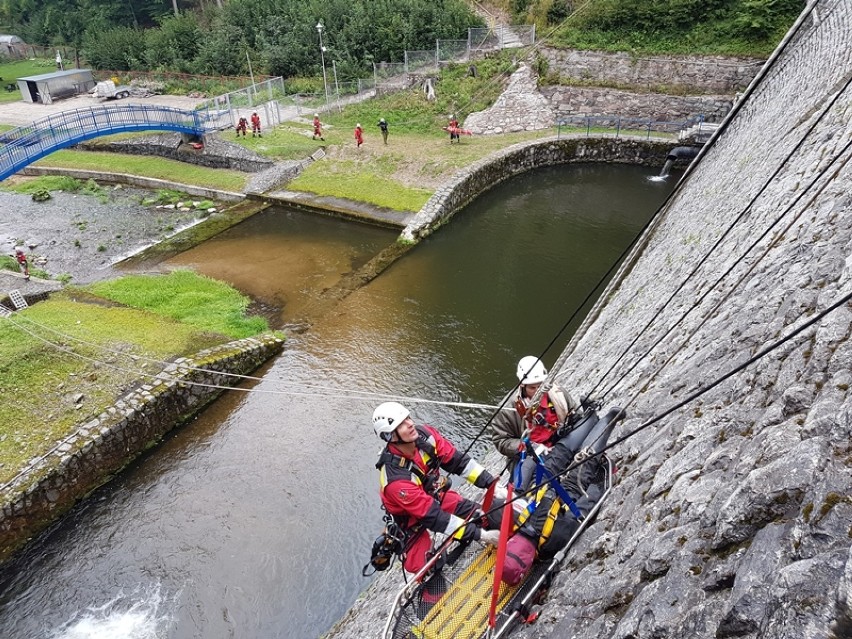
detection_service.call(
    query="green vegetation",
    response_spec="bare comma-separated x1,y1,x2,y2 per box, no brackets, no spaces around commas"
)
232,127,324,161
87,270,269,339
290,161,432,212
4,175,110,202
30,151,248,192
7,0,481,81
531,0,803,56
0,59,56,103
0,293,226,483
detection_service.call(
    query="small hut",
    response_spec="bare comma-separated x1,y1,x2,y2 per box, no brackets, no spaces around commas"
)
16,69,95,105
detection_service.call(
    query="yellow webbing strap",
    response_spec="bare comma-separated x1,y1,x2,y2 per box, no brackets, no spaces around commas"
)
413,547,522,639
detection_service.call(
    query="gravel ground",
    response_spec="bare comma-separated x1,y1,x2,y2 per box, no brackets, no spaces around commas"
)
0,186,207,291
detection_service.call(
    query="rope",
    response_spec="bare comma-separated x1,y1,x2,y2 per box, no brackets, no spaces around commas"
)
0,313,502,411
532,0,822,408
474,284,852,525
588,70,852,402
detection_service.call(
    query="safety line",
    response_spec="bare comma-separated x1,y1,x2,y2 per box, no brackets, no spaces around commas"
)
533,0,822,409
4,312,500,410
605,134,852,412
1,315,502,411
477,284,852,524
589,70,852,402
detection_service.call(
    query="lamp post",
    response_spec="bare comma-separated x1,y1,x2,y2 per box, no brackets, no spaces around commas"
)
316,21,330,111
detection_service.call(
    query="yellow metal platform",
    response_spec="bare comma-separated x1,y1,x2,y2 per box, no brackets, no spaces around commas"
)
413,547,521,639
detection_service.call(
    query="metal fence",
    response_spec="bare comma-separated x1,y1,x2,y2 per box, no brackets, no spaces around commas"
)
200,77,287,129
556,114,706,140
405,50,438,74
437,40,469,63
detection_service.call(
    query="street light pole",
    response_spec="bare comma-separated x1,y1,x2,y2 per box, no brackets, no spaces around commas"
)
316,21,330,112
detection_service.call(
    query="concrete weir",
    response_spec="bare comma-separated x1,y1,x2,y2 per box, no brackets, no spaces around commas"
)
328,2,852,638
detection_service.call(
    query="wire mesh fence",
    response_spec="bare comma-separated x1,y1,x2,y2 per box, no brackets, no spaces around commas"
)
437,40,470,63
405,50,438,74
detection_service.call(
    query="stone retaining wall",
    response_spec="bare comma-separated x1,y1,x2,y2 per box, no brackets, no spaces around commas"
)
0,333,284,560
402,136,673,241
78,132,274,173
542,85,733,123
540,47,764,93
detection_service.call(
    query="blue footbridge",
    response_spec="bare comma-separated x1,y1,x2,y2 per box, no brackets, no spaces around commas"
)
0,104,229,181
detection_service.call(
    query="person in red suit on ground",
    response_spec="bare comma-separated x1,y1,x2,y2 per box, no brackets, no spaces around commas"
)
354,123,364,149
250,112,262,137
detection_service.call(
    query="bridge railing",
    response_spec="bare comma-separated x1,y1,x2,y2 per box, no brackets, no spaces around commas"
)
0,104,210,181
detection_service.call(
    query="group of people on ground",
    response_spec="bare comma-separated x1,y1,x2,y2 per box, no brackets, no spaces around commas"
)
235,112,262,137
239,111,464,149
371,355,622,582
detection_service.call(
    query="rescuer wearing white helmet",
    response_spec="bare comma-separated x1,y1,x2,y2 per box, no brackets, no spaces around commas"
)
373,401,502,574
491,356,579,491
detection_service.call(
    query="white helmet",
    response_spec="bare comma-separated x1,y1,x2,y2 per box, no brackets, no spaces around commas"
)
372,402,410,441
517,356,547,385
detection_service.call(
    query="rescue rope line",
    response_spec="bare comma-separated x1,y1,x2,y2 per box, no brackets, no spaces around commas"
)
474,285,852,524
532,0,822,411
607,137,852,416
0,314,502,411
588,71,852,403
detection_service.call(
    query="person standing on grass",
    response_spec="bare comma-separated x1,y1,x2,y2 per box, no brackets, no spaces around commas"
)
378,118,389,144
448,114,460,143
313,114,325,141
250,112,262,137
15,248,29,280
355,123,364,149
236,117,248,137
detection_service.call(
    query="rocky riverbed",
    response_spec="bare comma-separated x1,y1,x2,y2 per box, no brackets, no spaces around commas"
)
0,184,211,293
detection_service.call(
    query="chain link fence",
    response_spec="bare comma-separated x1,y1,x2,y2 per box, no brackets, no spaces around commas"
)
437,40,469,63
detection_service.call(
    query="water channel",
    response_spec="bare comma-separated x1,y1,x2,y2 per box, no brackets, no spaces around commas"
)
0,164,677,639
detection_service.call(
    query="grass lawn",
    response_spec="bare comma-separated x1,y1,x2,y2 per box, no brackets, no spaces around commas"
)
230,127,321,161
87,270,269,339
0,271,271,485
32,149,249,192
0,59,56,103
288,127,554,210
0,295,218,484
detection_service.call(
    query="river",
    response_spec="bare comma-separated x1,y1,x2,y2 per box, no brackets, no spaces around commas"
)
0,164,677,639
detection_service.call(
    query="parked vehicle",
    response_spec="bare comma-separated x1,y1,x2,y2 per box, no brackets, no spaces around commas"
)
93,80,131,100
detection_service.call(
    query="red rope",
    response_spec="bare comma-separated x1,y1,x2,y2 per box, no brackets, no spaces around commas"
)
488,483,514,629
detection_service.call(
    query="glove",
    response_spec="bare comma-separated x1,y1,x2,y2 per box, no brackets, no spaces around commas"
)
532,443,548,457
479,528,501,545
492,482,508,501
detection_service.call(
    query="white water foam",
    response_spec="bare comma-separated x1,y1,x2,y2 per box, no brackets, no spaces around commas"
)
647,175,669,182
50,583,176,639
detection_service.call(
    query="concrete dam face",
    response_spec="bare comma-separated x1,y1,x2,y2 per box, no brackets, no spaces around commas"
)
330,2,852,638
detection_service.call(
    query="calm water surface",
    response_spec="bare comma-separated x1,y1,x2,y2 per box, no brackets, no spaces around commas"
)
0,164,677,639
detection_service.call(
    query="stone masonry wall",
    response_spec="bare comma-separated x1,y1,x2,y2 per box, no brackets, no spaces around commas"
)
0,333,284,560
526,2,852,637
402,136,673,241
542,85,733,123
328,4,852,639
540,47,764,93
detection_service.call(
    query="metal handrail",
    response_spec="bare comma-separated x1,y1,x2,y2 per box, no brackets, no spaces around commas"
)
0,104,215,181
556,114,708,140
